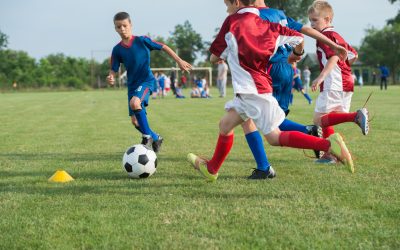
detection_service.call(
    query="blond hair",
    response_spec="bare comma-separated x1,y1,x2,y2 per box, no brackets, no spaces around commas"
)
308,1,334,19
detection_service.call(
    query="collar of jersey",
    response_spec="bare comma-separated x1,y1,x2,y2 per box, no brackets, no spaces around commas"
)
120,35,135,48
236,6,260,16
321,26,335,33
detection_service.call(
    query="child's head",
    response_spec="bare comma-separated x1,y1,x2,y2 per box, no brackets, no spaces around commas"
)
224,0,256,15
308,1,334,32
113,12,132,40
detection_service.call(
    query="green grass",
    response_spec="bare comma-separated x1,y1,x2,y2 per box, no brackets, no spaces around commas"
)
0,86,399,249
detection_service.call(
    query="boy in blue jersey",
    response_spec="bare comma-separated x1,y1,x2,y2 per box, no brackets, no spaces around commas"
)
107,12,192,152
241,0,349,179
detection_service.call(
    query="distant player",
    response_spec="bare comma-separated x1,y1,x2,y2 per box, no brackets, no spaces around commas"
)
291,61,312,105
107,12,192,152
308,1,369,164
187,0,354,182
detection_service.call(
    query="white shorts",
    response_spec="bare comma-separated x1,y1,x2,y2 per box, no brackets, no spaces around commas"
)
225,93,285,135
315,90,353,113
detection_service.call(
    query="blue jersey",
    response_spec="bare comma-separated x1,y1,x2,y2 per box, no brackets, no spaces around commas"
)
111,36,163,91
258,7,303,63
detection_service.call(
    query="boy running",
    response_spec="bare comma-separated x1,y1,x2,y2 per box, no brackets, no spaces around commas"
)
107,12,192,152
187,0,354,182
308,1,369,163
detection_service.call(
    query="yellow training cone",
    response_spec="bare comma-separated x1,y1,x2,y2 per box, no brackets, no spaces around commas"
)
48,170,74,183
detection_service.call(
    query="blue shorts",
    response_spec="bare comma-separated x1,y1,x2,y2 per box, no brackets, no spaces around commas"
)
127,81,154,116
269,62,294,112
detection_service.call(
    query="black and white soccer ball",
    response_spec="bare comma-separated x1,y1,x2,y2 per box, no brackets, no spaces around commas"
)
122,144,157,178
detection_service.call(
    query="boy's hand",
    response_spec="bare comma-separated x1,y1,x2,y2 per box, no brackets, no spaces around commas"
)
178,60,193,73
311,76,324,92
332,45,347,61
106,74,115,85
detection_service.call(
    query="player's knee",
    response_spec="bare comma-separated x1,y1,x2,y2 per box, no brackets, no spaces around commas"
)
218,119,232,135
130,97,142,111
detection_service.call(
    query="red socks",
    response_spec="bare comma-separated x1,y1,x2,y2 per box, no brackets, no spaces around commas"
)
320,112,357,127
279,131,330,152
322,126,335,139
207,134,234,174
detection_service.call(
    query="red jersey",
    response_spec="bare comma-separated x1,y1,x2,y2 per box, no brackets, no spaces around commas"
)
316,27,358,92
210,7,303,94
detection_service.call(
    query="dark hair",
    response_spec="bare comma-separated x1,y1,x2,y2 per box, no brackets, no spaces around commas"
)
113,12,131,22
227,0,255,5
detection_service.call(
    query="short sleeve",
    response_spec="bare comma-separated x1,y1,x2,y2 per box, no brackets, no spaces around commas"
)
142,36,164,51
110,46,121,72
286,16,303,32
210,17,231,59
270,22,304,48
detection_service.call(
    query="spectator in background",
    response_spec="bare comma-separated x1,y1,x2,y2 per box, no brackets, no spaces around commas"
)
180,74,187,88
170,71,176,94
372,71,377,85
358,74,363,88
379,65,389,90
302,65,311,94
217,60,228,97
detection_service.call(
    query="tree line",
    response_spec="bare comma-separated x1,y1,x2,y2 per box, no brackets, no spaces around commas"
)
0,0,399,89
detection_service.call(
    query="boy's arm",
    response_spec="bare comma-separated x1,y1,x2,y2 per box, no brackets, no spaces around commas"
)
311,55,340,92
301,26,347,61
162,45,192,72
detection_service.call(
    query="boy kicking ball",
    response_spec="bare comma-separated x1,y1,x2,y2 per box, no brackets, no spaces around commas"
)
187,0,354,181
107,12,192,153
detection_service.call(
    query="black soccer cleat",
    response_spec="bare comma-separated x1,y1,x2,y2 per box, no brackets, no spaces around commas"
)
141,135,153,149
248,167,276,180
306,125,323,158
152,135,163,153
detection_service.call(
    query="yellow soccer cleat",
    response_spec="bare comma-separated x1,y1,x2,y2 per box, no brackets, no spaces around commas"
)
187,153,218,182
328,133,355,173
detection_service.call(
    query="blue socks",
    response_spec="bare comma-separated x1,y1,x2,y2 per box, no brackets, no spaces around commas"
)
133,109,159,141
279,119,308,134
245,131,270,171
303,93,312,104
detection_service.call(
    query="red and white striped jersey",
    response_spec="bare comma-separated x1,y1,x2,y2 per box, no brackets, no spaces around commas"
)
210,7,303,94
316,27,358,92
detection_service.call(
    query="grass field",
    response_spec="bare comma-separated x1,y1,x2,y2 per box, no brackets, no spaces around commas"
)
1,86,399,249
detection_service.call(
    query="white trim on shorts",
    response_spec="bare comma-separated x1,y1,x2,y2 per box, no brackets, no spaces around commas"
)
224,93,285,135
315,90,353,113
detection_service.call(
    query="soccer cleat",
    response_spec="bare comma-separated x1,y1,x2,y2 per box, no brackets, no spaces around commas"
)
314,152,338,164
327,133,354,173
187,153,218,182
152,135,163,153
355,108,369,135
306,125,323,158
248,167,276,180
141,135,153,149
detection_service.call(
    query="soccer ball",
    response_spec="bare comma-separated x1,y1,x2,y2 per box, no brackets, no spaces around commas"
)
122,144,157,178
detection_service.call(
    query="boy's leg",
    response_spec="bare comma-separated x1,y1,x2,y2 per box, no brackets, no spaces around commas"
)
320,110,369,135
130,87,163,151
187,109,243,180
265,128,354,173
241,119,275,179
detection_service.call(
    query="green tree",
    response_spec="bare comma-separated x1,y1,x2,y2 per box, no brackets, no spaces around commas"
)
265,0,314,23
0,30,8,50
170,21,204,65
0,50,36,88
359,24,400,84
387,0,400,25
149,35,176,68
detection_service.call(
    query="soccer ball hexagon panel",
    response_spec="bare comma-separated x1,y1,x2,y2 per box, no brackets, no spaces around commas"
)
122,144,157,178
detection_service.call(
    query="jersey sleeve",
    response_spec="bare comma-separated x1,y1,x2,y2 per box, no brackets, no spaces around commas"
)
319,32,345,59
347,44,358,61
142,36,164,51
210,17,231,60
286,16,303,32
110,46,121,73
270,22,304,48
